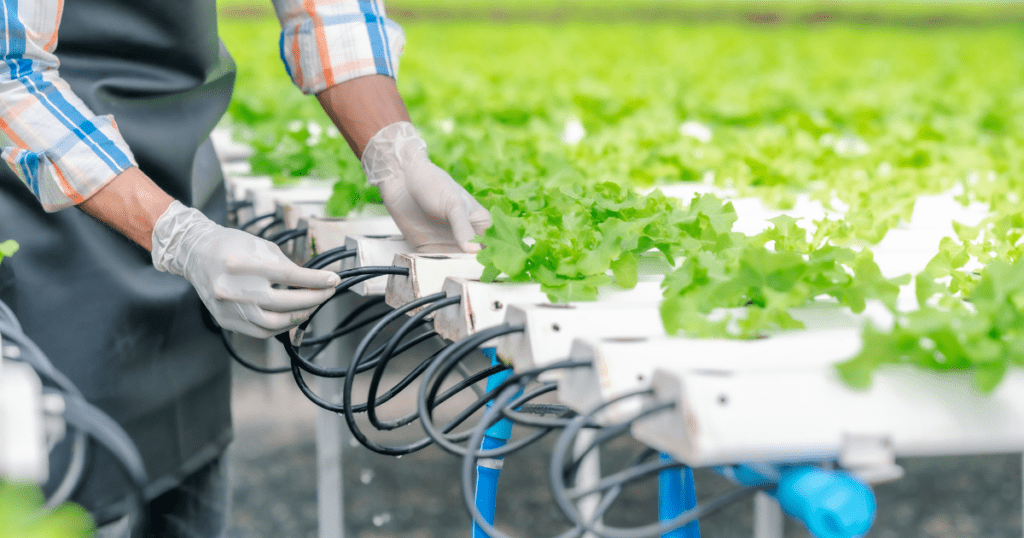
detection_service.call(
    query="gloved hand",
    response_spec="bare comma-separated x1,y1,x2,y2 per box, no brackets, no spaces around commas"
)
151,201,340,338
361,122,491,253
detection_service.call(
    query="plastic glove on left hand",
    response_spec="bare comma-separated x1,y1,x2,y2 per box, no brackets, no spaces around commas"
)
151,201,340,338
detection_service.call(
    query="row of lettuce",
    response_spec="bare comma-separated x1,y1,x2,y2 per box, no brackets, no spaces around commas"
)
219,15,1024,392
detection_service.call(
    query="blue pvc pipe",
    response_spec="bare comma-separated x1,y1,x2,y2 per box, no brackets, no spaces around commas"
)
472,347,518,538
659,453,700,538
473,436,506,538
713,464,876,538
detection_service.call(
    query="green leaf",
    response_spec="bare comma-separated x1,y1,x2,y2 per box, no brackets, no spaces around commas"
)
0,239,18,267
973,361,1006,394
476,208,530,280
610,252,638,288
0,481,94,538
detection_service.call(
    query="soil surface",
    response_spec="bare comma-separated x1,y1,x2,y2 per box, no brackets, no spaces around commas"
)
223,354,1024,538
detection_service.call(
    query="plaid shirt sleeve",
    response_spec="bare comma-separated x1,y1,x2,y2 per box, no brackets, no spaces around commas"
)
272,0,406,95
0,0,137,212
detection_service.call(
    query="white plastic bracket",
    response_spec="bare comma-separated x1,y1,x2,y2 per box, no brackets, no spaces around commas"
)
340,235,411,296
432,278,549,343
305,214,400,268
498,302,664,382
385,253,483,315
839,434,904,484
0,345,51,484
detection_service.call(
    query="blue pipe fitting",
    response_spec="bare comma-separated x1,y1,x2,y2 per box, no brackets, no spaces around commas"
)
659,453,700,538
714,464,875,538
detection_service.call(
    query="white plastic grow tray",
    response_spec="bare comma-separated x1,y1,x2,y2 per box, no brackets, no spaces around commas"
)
558,303,869,425
433,277,668,344
305,212,399,260
497,301,664,382
245,181,334,218
631,345,1024,475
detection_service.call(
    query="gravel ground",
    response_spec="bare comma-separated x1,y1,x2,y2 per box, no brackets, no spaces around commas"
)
224,358,1024,538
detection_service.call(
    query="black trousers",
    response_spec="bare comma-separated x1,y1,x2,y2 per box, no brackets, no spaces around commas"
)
94,458,229,538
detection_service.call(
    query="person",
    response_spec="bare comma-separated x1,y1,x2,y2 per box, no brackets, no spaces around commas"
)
0,0,490,536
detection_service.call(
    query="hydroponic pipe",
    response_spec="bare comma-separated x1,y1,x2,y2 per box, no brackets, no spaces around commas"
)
713,464,875,538
659,454,699,538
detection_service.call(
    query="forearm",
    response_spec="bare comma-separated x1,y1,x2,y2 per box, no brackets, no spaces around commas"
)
316,74,411,159
78,167,175,252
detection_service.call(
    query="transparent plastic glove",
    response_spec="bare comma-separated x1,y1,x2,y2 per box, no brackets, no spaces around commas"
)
361,122,491,253
151,201,341,338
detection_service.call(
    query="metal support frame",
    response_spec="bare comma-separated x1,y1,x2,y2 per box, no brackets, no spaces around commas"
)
313,298,349,538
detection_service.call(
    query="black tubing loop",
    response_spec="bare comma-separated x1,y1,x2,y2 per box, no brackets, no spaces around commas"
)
300,298,390,347
270,228,307,246
238,212,276,232
342,292,450,454
296,266,409,333
222,327,290,374
549,389,658,526
365,295,462,431
461,381,587,538
303,246,352,269
416,325,525,456
227,200,254,213
255,217,284,238
418,333,594,460
297,272,379,333
560,394,662,486
548,393,759,538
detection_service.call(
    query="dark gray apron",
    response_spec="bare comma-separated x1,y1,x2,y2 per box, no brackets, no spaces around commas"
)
0,0,235,524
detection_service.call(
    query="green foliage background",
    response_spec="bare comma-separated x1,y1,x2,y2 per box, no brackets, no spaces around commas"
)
218,3,1024,390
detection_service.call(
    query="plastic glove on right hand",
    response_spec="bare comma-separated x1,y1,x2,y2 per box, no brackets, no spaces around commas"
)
151,201,340,339
361,122,491,253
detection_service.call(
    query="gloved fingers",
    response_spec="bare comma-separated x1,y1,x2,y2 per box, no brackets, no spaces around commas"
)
241,305,318,336
215,316,275,340
445,198,483,254
466,198,492,237
260,264,342,291
255,287,337,313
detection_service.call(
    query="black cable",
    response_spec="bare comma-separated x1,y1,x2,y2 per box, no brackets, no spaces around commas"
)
216,293,385,374
43,428,88,510
418,352,593,459
461,382,587,538
221,327,290,374
294,266,410,337
218,275,390,375
416,325,525,456
255,216,284,238
227,200,253,213
300,296,388,346
548,393,764,538
342,293,453,454
269,228,307,246
303,246,354,269
289,332,442,414
562,403,675,486
237,212,276,232
496,383,579,428
364,296,462,430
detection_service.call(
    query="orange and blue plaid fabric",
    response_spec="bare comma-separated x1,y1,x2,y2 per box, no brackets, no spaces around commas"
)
0,0,404,212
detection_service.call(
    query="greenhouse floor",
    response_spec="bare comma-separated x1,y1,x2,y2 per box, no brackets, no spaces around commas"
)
224,359,1024,538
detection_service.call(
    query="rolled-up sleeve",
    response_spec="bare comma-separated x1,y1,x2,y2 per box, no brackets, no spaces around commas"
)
271,0,406,95
0,0,136,212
